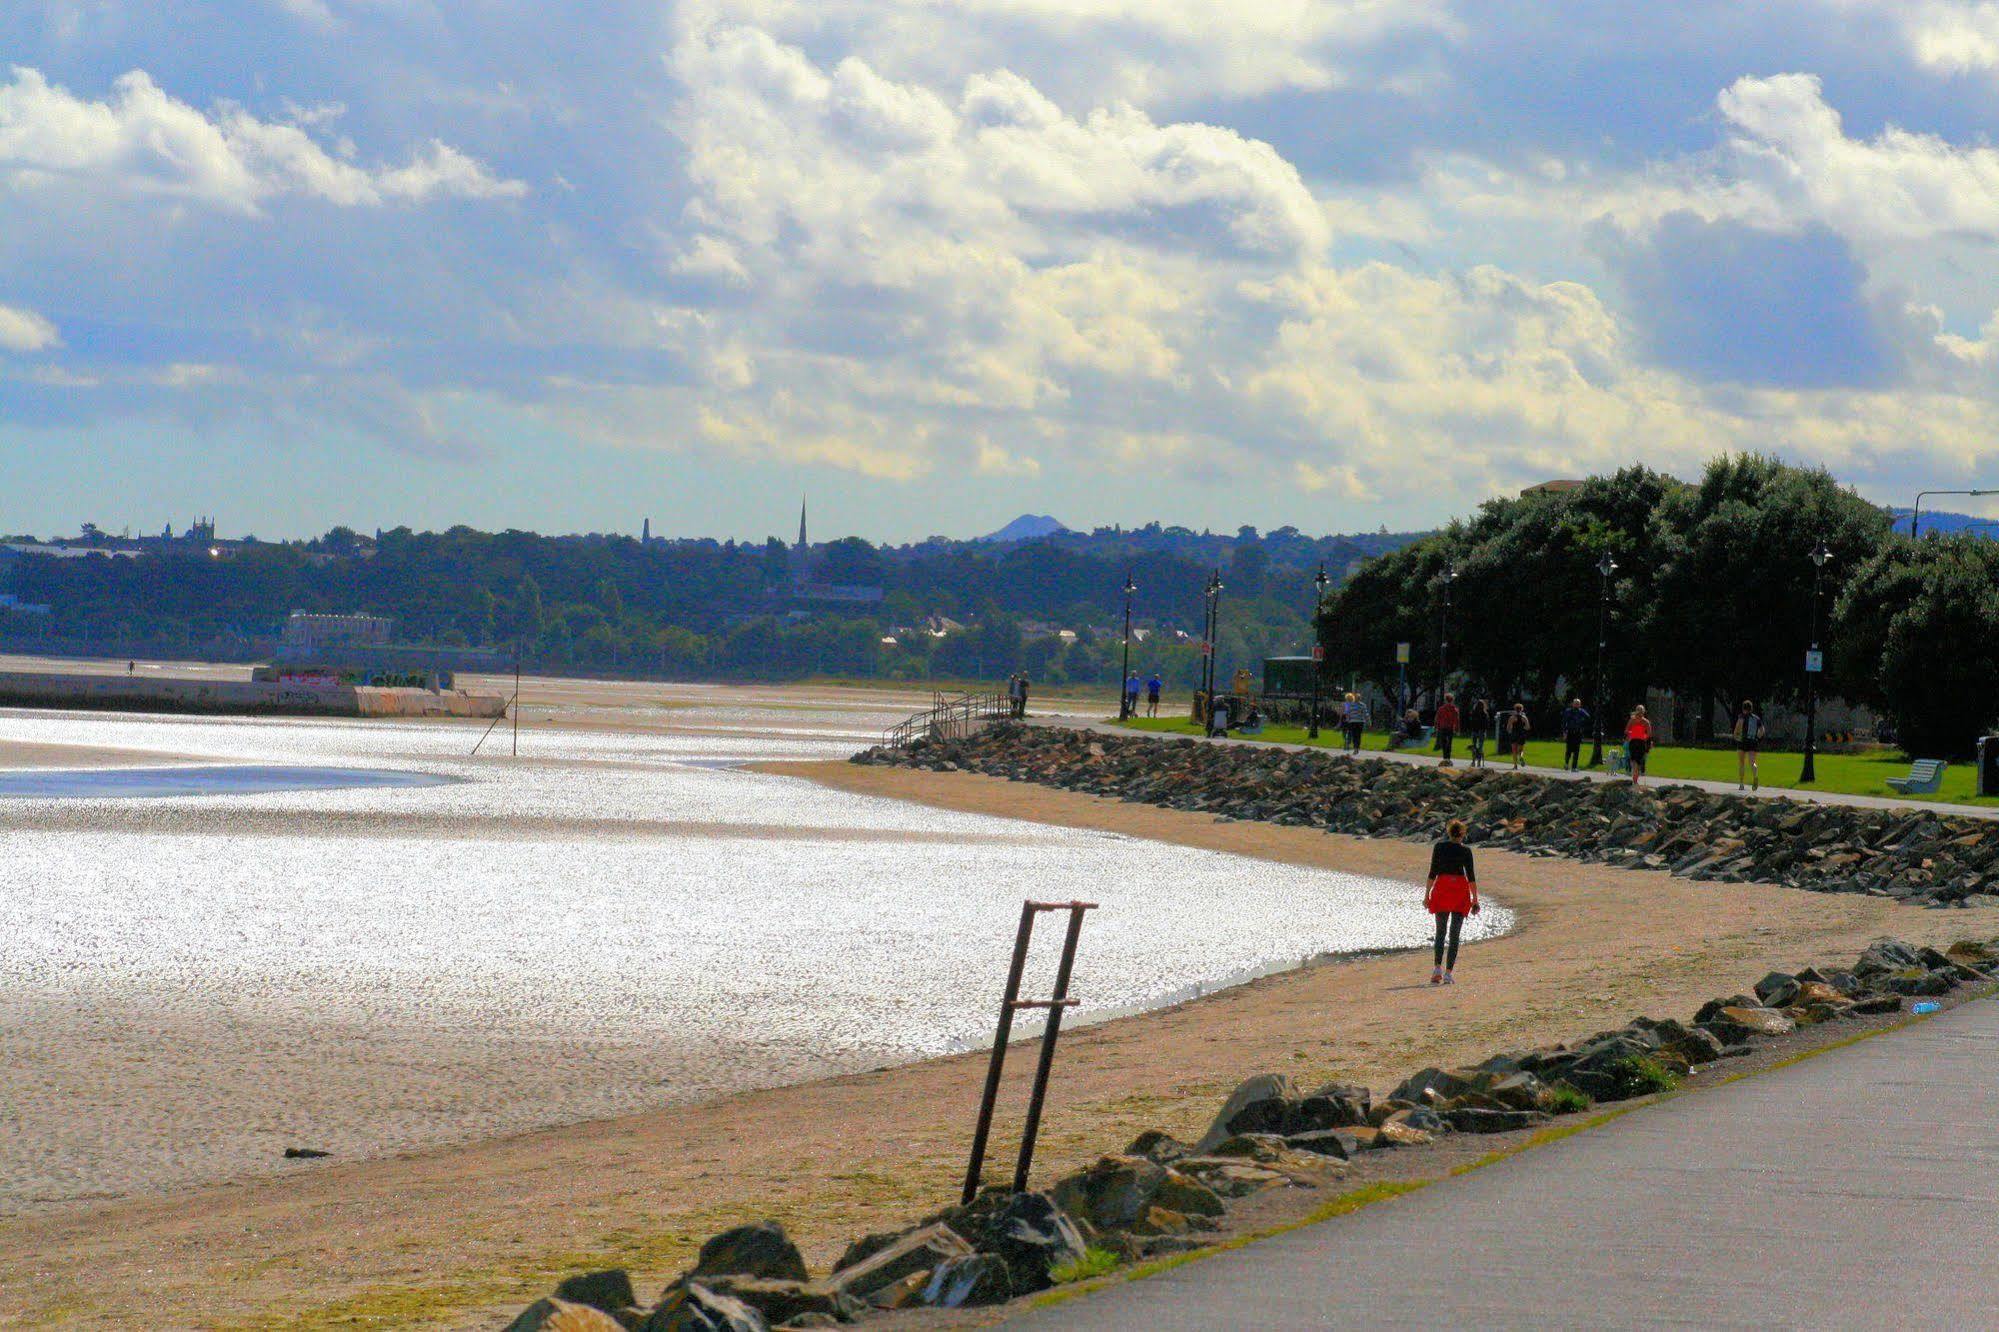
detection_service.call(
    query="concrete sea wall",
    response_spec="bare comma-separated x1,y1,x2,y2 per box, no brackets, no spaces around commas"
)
0,670,506,720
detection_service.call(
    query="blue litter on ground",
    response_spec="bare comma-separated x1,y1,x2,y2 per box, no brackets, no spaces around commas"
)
1913,1001,1942,1015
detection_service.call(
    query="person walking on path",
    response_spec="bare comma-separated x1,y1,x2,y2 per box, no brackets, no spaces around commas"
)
1434,693,1460,767
1466,697,1491,768
1005,674,1020,718
1124,673,1142,718
1734,700,1763,790
1145,673,1162,718
1424,818,1480,985
1504,703,1531,770
1016,675,1031,719
1343,692,1366,754
1560,697,1590,772
1624,704,1653,784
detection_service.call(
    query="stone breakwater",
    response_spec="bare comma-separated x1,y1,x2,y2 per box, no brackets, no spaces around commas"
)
509,936,1998,1330
852,725,1999,907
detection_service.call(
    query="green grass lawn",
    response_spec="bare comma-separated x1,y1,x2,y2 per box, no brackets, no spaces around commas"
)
1111,715,1999,810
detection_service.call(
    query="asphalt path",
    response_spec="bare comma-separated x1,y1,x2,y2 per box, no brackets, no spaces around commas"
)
1013,998,1999,1329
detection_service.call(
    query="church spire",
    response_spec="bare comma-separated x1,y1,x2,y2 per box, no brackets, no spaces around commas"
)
797,496,808,549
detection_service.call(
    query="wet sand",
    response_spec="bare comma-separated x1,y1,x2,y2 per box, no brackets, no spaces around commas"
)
0,737,205,769
0,756,1983,1330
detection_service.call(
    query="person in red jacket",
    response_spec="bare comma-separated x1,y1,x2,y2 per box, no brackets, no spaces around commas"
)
1424,818,1480,985
1434,692,1460,767
1624,704,1653,785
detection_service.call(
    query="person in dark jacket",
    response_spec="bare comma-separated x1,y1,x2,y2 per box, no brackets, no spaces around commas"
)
1434,692,1460,767
1425,818,1480,984
1560,697,1591,772
1466,697,1491,768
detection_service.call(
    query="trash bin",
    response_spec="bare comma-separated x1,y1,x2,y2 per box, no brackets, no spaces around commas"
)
1980,736,1999,797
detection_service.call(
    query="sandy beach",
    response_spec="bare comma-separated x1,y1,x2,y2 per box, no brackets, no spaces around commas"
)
0,743,1984,1329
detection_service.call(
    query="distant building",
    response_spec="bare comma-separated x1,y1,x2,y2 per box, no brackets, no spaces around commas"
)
282,612,395,656
773,497,886,605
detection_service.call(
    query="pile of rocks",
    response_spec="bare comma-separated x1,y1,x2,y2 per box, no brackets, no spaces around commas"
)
509,936,1995,1330
853,726,1999,906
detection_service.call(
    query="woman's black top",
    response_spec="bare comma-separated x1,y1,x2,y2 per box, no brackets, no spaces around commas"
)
1428,840,1475,880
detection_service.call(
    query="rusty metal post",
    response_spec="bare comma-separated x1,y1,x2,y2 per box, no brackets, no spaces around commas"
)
962,901,1038,1204
1012,903,1094,1193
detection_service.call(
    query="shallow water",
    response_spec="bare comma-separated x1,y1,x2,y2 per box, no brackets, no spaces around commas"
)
0,699,1509,1210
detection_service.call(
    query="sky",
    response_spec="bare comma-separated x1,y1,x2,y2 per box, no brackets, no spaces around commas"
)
3,1,1999,544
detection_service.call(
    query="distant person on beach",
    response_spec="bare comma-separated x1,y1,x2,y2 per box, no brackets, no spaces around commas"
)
1734,700,1763,790
1624,704,1652,784
1343,693,1366,754
1005,674,1020,717
1425,818,1480,985
1434,692,1460,767
1124,673,1142,717
1504,703,1531,769
1146,673,1162,717
1560,697,1591,772
1466,697,1491,768
1017,675,1031,719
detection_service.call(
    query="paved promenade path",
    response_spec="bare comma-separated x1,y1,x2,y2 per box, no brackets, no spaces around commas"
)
1045,716,1999,822
1014,997,1999,1329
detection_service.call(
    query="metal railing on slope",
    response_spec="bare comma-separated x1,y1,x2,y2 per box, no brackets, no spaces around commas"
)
883,689,1013,749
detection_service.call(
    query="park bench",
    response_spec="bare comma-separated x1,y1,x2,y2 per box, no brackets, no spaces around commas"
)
1886,759,1947,796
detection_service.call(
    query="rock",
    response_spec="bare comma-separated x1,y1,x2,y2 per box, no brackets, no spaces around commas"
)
507,1298,630,1332
922,1254,1014,1309
1793,981,1849,1008
1375,1119,1436,1147
282,1146,331,1159
1388,1067,1477,1106
784,1317,839,1330
1207,1133,1289,1162
1885,968,1955,996
1754,972,1801,1008
1283,1093,1370,1134
1439,1107,1548,1134
1155,1173,1226,1218
637,1284,769,1332
1049,1156,1169,1234
1131,1205,1190,1237
1125,1129,1192,1164
1855,940,1922,977
686,1279,858,1328
692,1222,808,1285
823,1222,972,1304
553,1272,639,1318
1706,1005,1796,1040
865,1271,931,1311
1174,1158,1291,1197
1284,1129,1360,1159
1485,1072,1548,1111
1197,1074,1294,1151
962,1190,1086,1294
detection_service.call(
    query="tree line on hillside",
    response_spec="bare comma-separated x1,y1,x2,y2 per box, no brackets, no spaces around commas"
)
0,522,1406,692
1317,455,1999,757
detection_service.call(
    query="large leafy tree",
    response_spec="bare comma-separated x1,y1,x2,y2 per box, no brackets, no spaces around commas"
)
1836,535,1999,758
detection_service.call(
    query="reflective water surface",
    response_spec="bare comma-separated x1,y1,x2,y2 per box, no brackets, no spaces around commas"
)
0,696,1509,1211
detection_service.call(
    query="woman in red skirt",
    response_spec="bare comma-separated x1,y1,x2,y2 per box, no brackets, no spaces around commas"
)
1425,818,1480,985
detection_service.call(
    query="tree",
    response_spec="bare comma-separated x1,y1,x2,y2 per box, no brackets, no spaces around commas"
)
1837,535,1999,758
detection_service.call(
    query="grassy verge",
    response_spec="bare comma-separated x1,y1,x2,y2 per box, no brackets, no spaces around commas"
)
1110,717,1999,809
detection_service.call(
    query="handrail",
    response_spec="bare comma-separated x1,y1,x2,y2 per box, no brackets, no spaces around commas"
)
884,689,1013,749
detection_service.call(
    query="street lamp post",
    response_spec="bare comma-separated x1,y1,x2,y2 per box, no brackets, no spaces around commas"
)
1912,488,1997,539
1801,538,1832,784
1309,563,1330,739
1435,560,1458,710
1118,572,1137,720
1590,551,1617,768
1199,571,1224,707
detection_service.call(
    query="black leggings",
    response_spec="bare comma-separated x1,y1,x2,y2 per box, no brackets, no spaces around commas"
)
1432,912,1465,969
1564,733,1583,769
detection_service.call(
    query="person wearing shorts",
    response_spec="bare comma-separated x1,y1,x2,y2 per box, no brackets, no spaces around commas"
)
1504,703,1531,769
1625,704,1653,784
1734,700,1763,790
1425,818,1480,985
1146,674,1162,717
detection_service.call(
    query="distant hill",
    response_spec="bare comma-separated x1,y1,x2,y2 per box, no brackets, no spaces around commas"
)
1886,508,1998,538
981,514,1072,543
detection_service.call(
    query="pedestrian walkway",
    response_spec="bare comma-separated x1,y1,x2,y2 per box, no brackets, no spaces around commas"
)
1014,997,1999,1328
1049,717,1999,822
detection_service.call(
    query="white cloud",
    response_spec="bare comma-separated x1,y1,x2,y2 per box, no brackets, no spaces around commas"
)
1716,72,1999,242
1897,2,1999,74
0,66,525,213
0,302,59,352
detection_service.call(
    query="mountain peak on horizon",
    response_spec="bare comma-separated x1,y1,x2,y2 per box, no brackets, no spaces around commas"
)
980,514,1071,543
